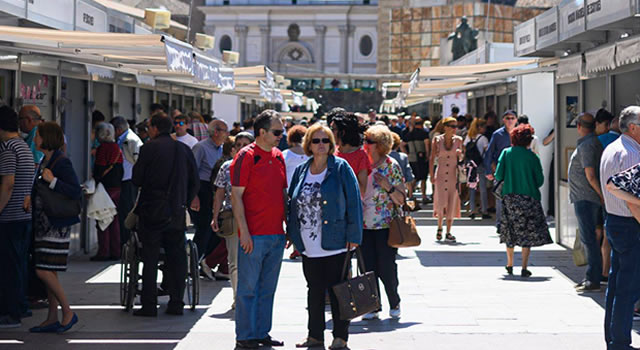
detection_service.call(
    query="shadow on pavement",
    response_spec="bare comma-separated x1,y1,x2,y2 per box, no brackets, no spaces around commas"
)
327,319,421,334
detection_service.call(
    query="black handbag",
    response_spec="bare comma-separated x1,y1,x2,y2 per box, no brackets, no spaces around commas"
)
331,248,381,321
36,156,82,218
492,179,504,200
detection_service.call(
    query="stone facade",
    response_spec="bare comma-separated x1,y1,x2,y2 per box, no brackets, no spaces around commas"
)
378,0,545,73
200,5,378,74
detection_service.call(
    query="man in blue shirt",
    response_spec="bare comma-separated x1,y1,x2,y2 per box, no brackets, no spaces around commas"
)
598,112,620,149
484,110,518,226
191,119,228,271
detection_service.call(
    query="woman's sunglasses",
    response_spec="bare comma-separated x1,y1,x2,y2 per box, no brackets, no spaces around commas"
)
311,138,330,144
365,139,377,144
444,123,456,128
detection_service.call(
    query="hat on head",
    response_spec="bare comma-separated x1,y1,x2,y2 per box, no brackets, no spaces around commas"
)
503,110,517,118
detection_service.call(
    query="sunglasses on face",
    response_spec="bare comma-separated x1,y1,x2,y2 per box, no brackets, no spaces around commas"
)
444,124,456,128
365,139,377,144
174,121,186,126
270,129,284,137
215,127,228,133
311,138,330,144
504,117,517,121
235,142,249,148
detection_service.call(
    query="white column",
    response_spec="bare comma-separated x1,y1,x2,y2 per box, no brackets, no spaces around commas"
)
338,25,354,73
259,25,270,66
235,25,249,67
314,25,326,73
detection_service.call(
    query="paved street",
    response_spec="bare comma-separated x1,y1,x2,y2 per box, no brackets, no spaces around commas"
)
1,204,639,350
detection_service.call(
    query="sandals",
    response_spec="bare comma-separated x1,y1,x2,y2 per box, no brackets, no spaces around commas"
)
445,233,456,243
436,228,443,241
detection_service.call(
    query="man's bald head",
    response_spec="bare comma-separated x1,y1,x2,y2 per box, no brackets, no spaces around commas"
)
577,112,595,137
18,105,42,133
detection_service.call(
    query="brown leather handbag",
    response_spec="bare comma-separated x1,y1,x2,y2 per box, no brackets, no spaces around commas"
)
332,248,381,321
388,205,421,248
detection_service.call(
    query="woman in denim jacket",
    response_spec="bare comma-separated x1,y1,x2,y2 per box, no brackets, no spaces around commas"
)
287,123,362,350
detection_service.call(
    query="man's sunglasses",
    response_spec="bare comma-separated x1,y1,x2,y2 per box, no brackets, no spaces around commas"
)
270,129,284,137
174,121,186,126
311,138,330,144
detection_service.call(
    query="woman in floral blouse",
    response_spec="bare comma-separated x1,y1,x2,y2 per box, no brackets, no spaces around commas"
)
361,125,406,320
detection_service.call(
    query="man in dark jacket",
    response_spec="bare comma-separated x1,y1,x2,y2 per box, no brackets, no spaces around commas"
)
131,113,199,317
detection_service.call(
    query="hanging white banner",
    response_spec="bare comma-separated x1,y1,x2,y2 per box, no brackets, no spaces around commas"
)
193,52,221,87
163,36,194,75
136,74,156,87
265,66,275,88
85,64,113,79
443,93,468,116
259,80,272,101
219,68,235,92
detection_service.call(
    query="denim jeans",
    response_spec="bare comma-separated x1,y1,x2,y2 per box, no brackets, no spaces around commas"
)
470,166,488,214
604,214,640,350
0,220,32,320
361,229,401,309
235,234,285,341
574,200,603,286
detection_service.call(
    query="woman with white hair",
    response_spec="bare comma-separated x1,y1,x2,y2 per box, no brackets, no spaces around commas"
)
91,122,124,261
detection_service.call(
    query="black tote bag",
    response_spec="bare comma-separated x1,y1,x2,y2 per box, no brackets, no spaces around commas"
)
331,247,381,321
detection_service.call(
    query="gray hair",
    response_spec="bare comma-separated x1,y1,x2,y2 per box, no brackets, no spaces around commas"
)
95,122,115,143
619,106,640,133
110,116,129,132
235,131,255,143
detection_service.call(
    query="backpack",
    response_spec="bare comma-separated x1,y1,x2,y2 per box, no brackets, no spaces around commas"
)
465,136,484,166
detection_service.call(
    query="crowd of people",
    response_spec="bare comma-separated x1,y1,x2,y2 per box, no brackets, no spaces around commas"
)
3,99,640,350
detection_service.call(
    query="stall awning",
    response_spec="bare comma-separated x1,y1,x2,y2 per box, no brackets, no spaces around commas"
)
616,36,640,67
585,44,616,74
0,25,243,94
557,54,583,79
416,59,539,79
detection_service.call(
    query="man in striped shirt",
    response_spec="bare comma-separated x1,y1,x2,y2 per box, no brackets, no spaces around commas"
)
599,105,640,350
0,106,35,328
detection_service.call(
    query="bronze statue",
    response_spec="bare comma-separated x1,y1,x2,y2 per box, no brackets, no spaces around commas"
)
448,17,479,61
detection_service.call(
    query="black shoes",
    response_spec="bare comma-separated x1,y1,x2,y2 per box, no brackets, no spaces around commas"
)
235,340,259,349
258,335,285,347
521,269,532,278
165,305,184,315
505,266,513,275
133,307,157,317
482,214,492,219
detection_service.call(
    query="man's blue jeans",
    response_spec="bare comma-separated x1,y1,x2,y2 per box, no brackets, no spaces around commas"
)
604,214,640,350
0,220,31,320
574,200,603,286
235,234,285,341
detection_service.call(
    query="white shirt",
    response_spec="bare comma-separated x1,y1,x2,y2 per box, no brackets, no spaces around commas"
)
530,135,540,155
176,133,198,149
296,168,346,258
283,149,309,190
600,134,640,217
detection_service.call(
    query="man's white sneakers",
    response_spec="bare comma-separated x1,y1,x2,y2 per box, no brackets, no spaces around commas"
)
390,304,401,319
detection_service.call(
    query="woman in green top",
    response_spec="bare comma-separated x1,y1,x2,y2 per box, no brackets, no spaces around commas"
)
494,124,552,278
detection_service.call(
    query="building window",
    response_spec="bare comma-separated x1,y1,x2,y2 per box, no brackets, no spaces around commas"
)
359,35,373,57
219,35,232,54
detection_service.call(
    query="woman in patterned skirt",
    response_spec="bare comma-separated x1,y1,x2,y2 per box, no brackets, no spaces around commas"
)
494,123,552,278
29,122,81,333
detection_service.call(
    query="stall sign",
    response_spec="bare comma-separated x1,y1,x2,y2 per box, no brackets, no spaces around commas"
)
559,0,586,41
535,7,559,50
27,0,74,30
75,1,107,32
515,19,536,57
586,0,636,30
0,0,26,17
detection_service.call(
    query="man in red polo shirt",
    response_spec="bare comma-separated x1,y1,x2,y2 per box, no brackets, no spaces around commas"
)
230,109,287,350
